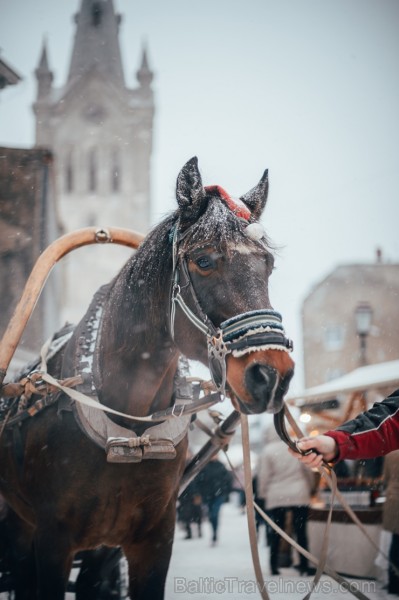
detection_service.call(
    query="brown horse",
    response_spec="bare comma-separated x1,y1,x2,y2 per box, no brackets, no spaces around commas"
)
0,157,294,599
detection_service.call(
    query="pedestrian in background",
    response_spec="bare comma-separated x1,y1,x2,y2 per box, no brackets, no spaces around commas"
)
177,478,203,540
196,454,232,546
257,426,316,576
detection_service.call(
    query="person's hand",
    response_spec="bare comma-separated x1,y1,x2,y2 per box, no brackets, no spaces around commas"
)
288,435,338,469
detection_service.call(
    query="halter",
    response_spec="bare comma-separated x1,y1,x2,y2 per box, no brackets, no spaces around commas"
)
170,189,293,392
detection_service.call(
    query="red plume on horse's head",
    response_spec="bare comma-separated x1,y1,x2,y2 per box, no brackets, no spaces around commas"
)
204,185,251,221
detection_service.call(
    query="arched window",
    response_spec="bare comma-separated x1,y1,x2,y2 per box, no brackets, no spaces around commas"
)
65,150,73,193
91,2,103,27
111,148,121,193
88,148,97,192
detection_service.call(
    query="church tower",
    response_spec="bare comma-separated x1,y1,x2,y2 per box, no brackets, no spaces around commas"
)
33,0,154,324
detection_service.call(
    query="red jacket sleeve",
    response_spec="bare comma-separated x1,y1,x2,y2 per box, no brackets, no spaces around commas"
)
324,390,399,461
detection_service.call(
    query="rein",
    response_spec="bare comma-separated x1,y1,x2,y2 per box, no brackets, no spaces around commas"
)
190,408,372,600
170,218,293,392
273,403,397,595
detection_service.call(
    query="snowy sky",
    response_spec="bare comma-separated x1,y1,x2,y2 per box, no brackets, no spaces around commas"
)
1,0,398,390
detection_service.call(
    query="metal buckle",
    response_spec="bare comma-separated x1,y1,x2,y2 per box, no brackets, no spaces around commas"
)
171,403,185,417
207,332,229,392
170,284,180,340
27,370,47,393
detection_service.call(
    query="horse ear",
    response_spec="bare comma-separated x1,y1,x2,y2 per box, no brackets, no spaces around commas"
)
176,157,207,228
240,169,269,221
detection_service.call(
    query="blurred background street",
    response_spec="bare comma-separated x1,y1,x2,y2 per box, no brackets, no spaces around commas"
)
165,497,390,600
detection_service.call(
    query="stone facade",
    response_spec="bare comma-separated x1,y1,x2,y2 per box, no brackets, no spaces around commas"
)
33,0,154,324
0,147,61,375
302,262,399,388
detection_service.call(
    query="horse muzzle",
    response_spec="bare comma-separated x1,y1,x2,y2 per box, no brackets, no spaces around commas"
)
226,351,295,414
244,361,294,414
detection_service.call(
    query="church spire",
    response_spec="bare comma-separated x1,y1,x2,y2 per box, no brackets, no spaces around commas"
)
35,38,53,98
136,44,153,89
67,0,125,87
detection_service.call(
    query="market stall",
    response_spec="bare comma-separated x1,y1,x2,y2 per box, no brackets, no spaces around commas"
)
308,505,383,578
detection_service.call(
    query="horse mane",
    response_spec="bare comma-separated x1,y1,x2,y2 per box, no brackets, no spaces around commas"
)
105,212,176,355
105,197,273,355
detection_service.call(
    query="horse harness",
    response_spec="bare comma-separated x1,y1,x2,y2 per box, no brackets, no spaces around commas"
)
0,286,224,464
0,188,293,466
0,194,384,599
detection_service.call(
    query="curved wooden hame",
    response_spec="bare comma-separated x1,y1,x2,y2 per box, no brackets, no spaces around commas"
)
0,227,145,387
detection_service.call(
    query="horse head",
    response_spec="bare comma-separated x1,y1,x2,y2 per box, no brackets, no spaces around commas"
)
171,157,294,414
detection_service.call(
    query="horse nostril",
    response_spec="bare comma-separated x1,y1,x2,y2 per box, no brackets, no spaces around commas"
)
244,363,278,413
251,364,273,387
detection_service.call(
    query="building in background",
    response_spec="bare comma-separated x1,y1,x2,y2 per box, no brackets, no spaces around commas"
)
0,57,61,375
0,148,61,374
0,55,22,90
301,252,399,389
33,0,155,324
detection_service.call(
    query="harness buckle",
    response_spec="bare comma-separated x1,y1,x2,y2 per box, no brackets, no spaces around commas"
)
171,403,185,417
170,284,180,340
207,332,229,393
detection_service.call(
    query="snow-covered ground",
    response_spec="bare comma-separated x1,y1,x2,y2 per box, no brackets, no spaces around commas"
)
1,497,392,599
166,498,391,600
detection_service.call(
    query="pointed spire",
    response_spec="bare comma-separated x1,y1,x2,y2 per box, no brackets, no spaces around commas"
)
38,39,50,70
67,0,125,87
35,38,53,98
136,44,153,89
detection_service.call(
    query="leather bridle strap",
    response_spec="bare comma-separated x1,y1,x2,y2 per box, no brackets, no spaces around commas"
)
170,223,218,340
172,286,213,337
178,257,219,337
170,222,293,392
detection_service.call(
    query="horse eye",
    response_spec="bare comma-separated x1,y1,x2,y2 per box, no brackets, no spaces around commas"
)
196,255,213,270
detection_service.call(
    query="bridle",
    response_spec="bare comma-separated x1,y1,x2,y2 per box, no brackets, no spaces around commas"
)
169,193,293,392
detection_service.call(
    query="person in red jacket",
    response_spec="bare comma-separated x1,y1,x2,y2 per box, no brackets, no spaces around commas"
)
290,388,399,596
291,389,399,469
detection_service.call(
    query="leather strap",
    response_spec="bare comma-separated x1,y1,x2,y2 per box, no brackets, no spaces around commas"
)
240,405,372,600
241,414,271,600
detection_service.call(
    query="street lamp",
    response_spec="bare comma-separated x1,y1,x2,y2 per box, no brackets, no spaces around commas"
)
355,302,373,366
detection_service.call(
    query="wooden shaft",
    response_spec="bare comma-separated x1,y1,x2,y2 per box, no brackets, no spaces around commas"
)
0,227,144,385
